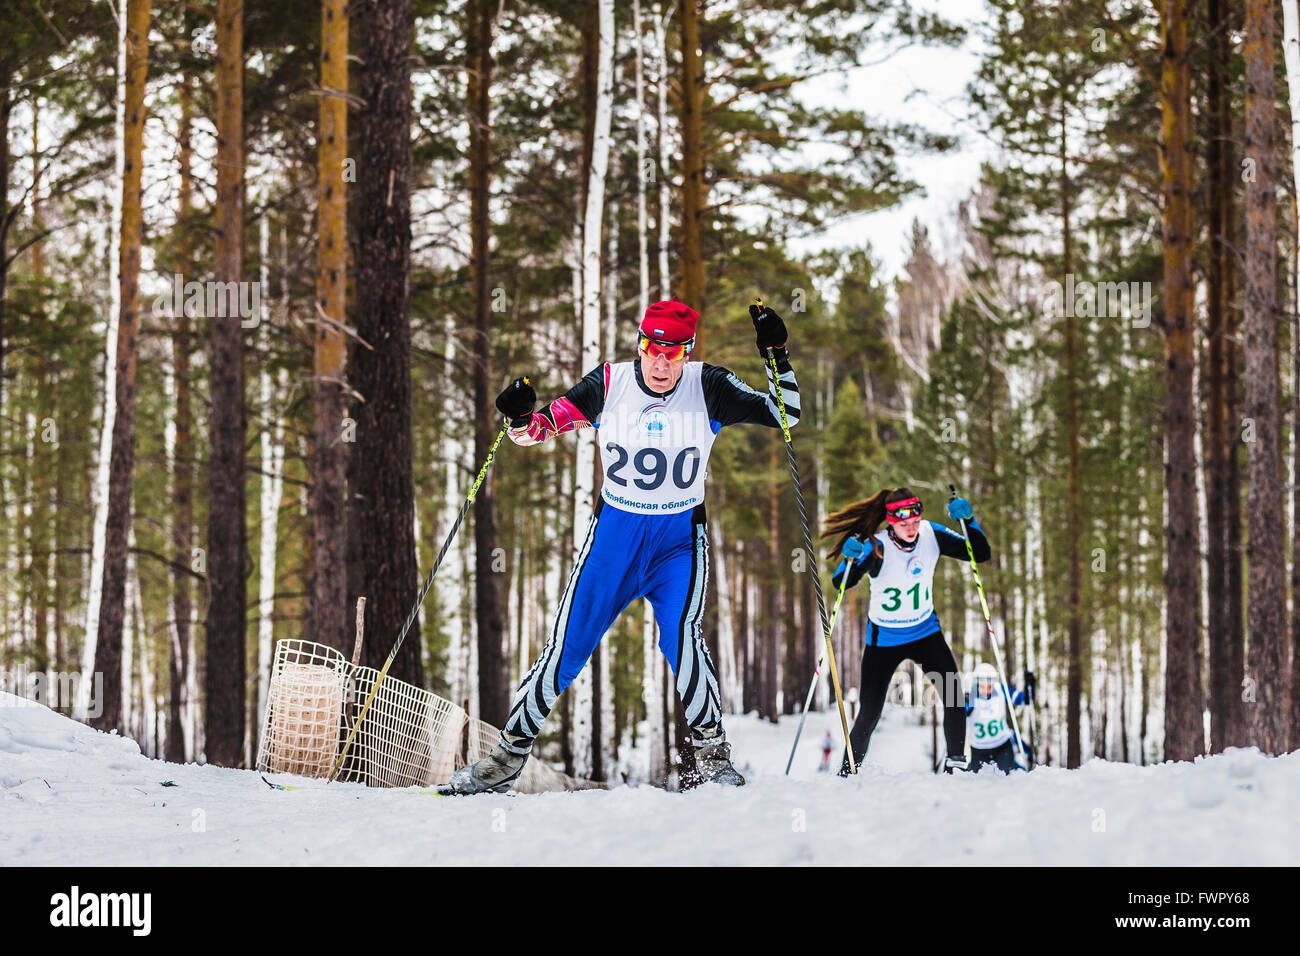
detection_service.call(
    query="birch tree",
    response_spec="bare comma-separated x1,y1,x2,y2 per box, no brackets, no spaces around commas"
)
78,0,128,723
569,0,614,779
1285,0,1300,747
166,71,196,763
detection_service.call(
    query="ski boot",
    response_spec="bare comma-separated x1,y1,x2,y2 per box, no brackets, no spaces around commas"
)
442,735,530,795
691,726,746,787
943,754,969,775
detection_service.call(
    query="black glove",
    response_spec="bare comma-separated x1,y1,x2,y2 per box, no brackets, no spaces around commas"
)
495,376,536,426
1024,670,1037,705
749,301,788,352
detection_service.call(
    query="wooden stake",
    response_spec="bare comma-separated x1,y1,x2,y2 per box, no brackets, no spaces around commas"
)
351,596,367,669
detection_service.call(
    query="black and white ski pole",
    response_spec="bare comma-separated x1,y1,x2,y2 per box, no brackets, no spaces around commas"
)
328,419,512,782
948,483,1027,766
758,298,856,776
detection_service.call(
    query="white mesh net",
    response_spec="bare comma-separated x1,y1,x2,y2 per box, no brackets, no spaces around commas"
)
257,639,591,793
260,641,347,778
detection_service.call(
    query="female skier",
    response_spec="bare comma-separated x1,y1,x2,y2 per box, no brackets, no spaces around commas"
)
446,300,799,794
821,488,991,774
966,662,1035,772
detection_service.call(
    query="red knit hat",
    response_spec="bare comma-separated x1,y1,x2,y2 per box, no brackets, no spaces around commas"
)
640,300,699,343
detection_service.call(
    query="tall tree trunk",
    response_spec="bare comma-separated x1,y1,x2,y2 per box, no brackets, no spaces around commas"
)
0,63,9,413
634,0,666,784
1205,0,1241,753
641,600,665,784
635,0,650,319
1243,0,1287,755
1117,625,1130,762
30,117,51,684
654,5,671,299
1208,0,1245,735
92,0,151,734
80,4,124,721
0,74,10,669
764,442,779,721
1225,220,1247,746
310,0,351,651
438,312,471,708
582,0,614,779
255,221,286,765
677,0,706,328
711,517,738,710
166,74,195,763
1160,0,1205,760
1293,215,1300,746
206,0,247,765
740,557,754,714
350,0,422,688
467,0,503,719
1288,2,1300,748
1060,94,1083,770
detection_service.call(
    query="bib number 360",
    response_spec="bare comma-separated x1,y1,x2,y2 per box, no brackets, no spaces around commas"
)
606,443,701,491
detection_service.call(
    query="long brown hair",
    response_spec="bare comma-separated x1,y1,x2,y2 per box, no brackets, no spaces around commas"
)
820,487,920,562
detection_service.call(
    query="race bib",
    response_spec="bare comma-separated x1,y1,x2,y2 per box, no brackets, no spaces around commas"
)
598,362,717,515
868,522,940,627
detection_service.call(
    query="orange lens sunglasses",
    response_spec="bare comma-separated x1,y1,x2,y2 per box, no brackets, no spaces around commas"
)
638,332,693,362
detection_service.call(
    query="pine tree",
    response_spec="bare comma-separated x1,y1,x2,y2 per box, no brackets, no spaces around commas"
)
205,0,248,767
309,0,350,652
1158,0,1205,761
349,0,423,688
1243,0,1287,754
91,0,152,734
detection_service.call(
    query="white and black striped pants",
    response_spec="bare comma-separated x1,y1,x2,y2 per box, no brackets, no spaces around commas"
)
501,500,722,752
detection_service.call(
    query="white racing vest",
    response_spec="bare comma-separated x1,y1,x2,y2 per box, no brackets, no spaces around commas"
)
598,362,717,515
969,689,1013,749
867,521,940,628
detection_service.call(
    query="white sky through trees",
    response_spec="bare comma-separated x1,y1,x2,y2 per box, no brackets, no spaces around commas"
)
787,0,990,287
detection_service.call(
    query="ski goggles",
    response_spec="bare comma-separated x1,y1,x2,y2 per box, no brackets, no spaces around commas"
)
885,497,923,523
638,331,694,362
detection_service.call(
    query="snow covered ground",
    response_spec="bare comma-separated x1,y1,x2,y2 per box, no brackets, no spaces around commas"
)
2,690,1297,866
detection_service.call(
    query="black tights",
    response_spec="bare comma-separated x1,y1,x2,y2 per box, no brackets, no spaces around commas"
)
841,629,966,772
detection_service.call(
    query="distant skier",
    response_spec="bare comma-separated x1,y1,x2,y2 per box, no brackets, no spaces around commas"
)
966,662,1035,773
822,488,991,774
445,300,800,794
819,731,834,772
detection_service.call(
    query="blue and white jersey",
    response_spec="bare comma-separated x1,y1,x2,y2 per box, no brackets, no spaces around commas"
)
831,519,989,647
966,684,1027,750
867,521,940,631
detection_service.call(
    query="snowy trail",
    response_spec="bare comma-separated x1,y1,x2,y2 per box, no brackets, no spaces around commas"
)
2,691,1297,866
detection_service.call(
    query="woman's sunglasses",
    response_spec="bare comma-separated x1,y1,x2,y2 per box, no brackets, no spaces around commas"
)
886,502,923,522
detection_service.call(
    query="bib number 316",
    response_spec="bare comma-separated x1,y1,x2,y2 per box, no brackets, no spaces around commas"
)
606,443,701,491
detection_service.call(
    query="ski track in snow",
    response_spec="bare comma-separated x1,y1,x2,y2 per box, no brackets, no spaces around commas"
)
2,691,1297,866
